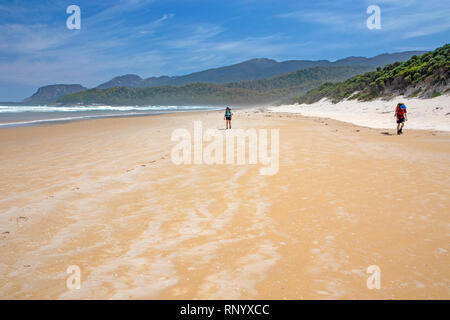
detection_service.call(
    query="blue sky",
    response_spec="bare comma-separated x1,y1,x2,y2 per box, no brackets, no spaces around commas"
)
0,0,449,101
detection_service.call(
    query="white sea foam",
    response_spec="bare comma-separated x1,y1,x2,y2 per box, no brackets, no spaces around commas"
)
0,105,222,128
0,105,210,113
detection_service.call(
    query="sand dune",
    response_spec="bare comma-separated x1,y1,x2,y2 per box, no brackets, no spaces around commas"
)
0,109,449,299
269,95,450,132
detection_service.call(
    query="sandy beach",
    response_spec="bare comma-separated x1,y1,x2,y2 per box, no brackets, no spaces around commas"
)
0,107,449,299
269,95,450,132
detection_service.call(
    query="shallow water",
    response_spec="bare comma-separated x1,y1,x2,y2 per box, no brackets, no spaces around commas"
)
0,105,221,128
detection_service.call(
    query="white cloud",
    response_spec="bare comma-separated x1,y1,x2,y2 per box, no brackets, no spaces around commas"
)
0,0,448,100
163,24,226,49
381,9,450,39
0,24,76,53
277,10,366,32
86,0,155,26
277,0,450,38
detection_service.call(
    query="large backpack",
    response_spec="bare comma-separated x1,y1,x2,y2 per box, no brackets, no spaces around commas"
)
397,104,406,117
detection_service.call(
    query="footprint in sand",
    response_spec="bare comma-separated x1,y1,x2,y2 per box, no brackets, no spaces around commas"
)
1,231,10,240
16,216,28,224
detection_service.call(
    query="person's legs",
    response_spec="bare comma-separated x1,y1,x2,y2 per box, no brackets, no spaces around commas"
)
226,119,230,129
397,118,405,134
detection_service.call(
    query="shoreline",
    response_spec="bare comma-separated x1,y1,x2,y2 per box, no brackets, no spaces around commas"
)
2,95,448,133
0,105,445,135
0,106,230,129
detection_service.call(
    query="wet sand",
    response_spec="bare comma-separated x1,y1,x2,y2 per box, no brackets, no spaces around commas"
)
0,109,449,299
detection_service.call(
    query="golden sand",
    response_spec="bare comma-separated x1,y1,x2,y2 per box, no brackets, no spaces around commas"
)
0,109,449,299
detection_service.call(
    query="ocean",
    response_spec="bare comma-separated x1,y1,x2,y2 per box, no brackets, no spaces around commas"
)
0,105,222,128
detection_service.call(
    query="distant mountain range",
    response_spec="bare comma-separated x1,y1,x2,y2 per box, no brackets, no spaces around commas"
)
293,44,449,104
24,50,426,104
58,66,374,106
95,51,426,89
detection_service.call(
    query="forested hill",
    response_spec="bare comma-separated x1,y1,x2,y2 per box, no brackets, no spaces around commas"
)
224,66,371,91
94,51,425,89
23,50,425,104
58,65,372,106
293,44,449,104
24,84,87,104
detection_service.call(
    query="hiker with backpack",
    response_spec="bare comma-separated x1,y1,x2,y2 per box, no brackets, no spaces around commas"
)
224,107,233,129
395,103,408,135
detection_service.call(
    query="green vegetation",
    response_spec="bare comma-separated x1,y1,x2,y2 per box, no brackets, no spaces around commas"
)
293,44,449,104
60,83,263,105
431,91,442,98
58,66,371,106
225,66,370,91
